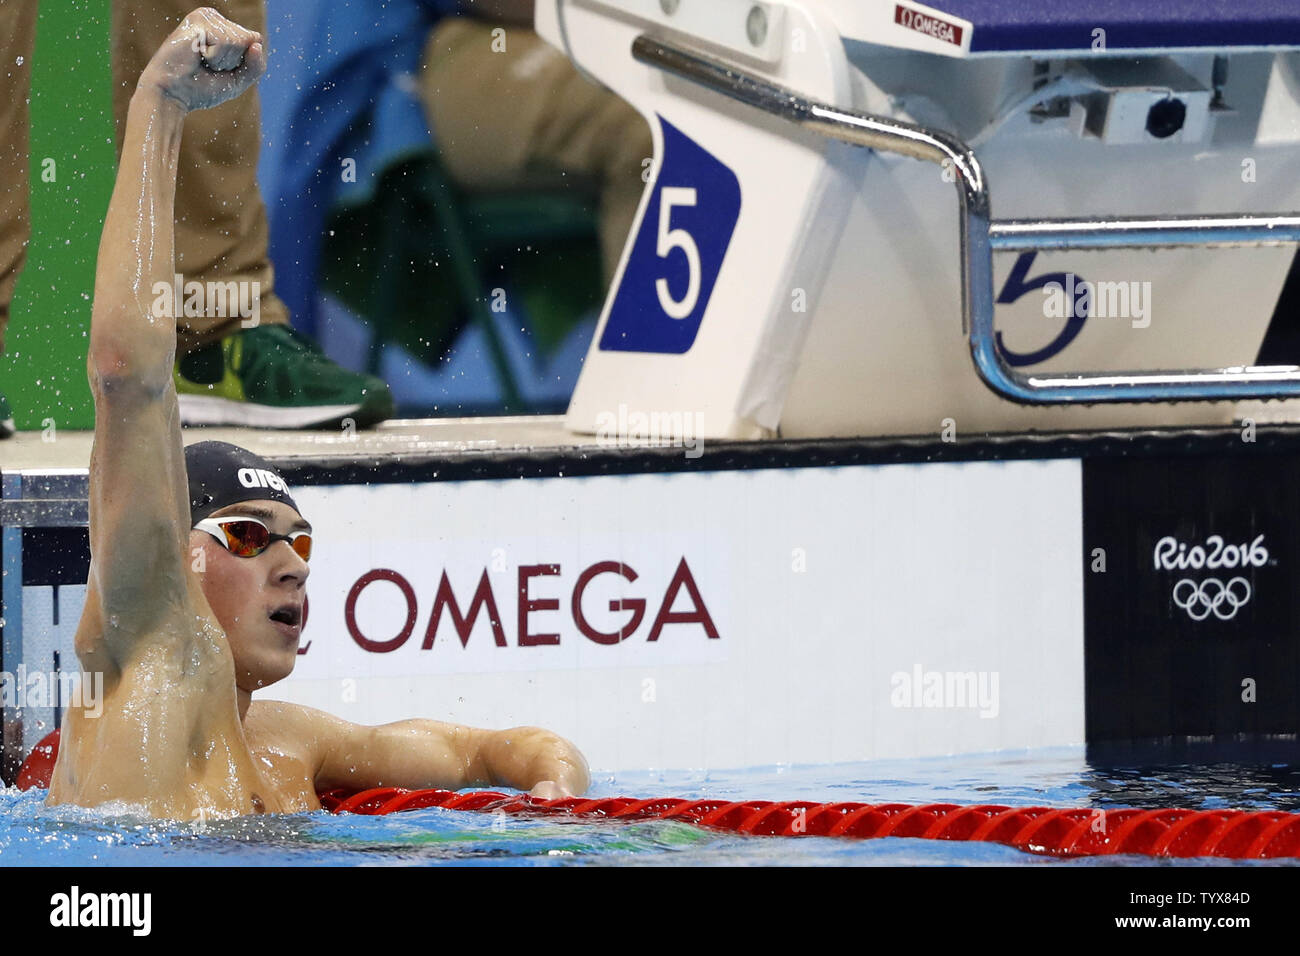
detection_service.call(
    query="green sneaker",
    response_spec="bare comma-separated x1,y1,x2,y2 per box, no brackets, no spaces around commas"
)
0,389,13,438
174,324,394,429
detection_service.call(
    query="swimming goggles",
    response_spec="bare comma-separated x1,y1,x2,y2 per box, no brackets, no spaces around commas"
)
193,515,313,562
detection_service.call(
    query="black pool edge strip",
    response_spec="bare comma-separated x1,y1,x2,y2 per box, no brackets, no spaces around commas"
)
274,423,1300,486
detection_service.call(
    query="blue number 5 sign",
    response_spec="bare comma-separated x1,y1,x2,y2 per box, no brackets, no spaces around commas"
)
996,251,1090,366
600,118,742,354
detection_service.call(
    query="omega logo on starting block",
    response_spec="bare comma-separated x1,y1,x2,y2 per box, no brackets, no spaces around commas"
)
893,4,964,47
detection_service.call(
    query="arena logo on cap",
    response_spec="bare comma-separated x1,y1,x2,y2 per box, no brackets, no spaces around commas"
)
237,467,289,493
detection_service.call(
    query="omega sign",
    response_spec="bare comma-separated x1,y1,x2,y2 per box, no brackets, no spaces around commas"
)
893,4,963,46
344,557,719,652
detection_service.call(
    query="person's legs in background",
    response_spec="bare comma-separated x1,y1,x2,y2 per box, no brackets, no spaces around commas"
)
0,0,39,438
111,0,393,428
419,16,654,290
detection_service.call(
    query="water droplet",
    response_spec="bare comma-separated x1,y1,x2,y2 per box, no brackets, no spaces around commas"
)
15,56,23,66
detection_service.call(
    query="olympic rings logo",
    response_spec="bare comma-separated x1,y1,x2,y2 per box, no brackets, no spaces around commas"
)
1171,577,1252,621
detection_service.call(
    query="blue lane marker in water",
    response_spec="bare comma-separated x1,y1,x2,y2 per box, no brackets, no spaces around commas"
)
599,117,742,354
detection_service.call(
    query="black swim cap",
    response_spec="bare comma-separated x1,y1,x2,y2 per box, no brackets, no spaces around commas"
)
184,441,302,527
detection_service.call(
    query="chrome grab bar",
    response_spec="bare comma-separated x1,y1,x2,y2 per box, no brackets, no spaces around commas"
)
631,34,1300,404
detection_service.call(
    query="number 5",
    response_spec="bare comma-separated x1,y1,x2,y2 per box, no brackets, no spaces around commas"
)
655,187,701,320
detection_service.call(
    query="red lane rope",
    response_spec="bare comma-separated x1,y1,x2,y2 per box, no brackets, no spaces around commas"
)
315,787,1300,859
18,730,1300,858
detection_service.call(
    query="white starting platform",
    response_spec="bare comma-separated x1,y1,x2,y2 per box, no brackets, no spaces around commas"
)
541,0,1300,438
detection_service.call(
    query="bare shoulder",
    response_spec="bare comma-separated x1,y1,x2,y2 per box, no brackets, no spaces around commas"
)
246,699,353,735
244,700,357,758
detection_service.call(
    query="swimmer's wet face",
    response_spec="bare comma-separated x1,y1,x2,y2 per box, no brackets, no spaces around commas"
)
189,500,310,694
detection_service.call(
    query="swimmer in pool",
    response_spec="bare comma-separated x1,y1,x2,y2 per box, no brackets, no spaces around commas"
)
47,8,589,818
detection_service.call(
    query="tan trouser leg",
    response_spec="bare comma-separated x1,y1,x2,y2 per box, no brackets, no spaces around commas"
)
419,18,654,283
0,0,39,355
111,0,289,354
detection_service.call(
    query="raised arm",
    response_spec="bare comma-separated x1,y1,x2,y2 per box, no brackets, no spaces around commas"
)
82,10,265,663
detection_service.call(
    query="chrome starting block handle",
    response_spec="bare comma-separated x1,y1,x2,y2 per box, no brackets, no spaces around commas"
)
632,34,1300,405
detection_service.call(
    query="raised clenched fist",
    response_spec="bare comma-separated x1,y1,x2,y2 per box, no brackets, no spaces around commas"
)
138,7,266,112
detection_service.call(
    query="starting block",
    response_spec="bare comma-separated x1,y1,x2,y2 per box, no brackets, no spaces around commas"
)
539,0,1300,438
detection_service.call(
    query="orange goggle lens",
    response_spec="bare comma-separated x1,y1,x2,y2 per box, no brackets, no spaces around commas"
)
215,519,312,562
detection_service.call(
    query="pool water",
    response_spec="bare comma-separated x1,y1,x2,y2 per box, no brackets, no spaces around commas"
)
4,747,1300,866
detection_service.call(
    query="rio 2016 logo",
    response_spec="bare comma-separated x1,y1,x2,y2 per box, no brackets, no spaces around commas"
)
1153,533,1268,622
1152,533,1268,571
